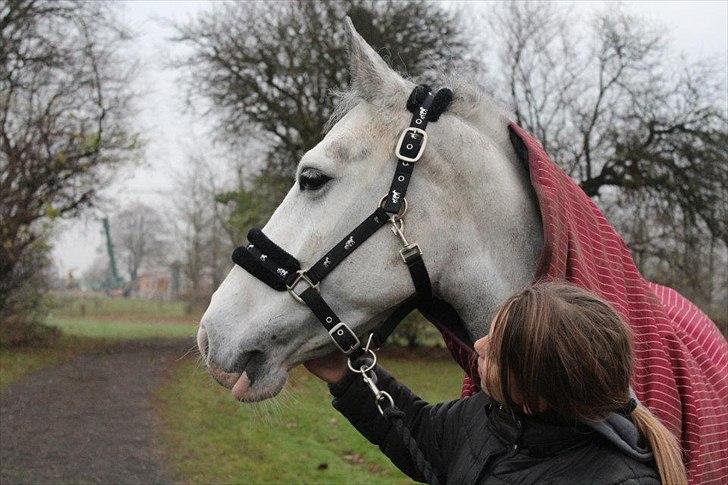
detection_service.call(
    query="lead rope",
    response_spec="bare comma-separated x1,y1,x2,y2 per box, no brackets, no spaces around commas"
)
383,408,440,485
349,335,442,485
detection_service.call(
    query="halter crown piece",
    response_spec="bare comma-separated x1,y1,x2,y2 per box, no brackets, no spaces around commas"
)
232,85,453,359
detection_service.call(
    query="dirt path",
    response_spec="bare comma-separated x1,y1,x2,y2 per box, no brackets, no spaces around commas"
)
1,339,193,484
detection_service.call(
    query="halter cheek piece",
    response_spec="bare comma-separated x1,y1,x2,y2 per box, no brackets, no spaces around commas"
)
232,85,453,359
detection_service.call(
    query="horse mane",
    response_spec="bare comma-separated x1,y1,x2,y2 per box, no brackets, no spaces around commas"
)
324,69,511,134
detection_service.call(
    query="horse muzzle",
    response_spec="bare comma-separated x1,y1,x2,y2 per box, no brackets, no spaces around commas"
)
197,326,287,402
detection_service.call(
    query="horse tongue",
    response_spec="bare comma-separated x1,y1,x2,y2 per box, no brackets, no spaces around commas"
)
232,372,251,401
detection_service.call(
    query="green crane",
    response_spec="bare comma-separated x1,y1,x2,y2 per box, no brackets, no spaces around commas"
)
101,217,124,290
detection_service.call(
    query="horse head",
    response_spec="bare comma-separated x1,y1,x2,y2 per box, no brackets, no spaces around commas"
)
198,19,543,402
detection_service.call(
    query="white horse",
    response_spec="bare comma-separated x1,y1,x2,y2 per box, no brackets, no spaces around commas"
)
197,20,543,402
196,21,728,483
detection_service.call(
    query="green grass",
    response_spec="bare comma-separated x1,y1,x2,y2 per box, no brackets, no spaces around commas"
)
43,294,199,340
50,294,196,321
155,354,465,484
0,347,65,390
46,317,198,340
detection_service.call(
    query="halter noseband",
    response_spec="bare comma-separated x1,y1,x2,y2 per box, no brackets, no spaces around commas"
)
232,85,453,359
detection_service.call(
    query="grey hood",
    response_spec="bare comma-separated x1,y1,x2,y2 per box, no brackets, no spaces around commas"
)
584,391,653,462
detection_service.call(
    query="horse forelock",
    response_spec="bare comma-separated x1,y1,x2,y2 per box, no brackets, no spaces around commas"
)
325,68,510,137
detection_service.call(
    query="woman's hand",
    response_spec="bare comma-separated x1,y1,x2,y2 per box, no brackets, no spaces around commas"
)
304,351,348,384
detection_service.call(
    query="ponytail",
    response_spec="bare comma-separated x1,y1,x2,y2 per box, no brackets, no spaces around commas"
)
631,404,687,485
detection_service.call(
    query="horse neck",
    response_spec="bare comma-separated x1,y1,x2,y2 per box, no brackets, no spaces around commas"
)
432,118,543,340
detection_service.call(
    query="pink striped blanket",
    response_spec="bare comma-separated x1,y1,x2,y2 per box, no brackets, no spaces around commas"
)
442,123,728,483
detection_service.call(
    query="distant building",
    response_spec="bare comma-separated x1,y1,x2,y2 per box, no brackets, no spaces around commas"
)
131,264,215,300
134,269,173,300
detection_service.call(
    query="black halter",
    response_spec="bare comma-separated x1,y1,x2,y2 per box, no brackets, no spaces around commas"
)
232,85,458,359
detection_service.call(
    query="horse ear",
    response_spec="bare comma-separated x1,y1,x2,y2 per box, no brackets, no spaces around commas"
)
344,17,409,107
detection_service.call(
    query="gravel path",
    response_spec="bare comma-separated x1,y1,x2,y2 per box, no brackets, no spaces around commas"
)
0,339,193,484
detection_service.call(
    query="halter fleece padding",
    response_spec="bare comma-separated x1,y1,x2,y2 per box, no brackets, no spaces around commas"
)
427,88,453,122
231,246,288,291
406,84,453,122
246,228,300,272
406,84,431,112
231,229,301,291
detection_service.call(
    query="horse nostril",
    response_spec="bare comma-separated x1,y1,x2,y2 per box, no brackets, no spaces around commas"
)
197,326,209,358
231,349,264,376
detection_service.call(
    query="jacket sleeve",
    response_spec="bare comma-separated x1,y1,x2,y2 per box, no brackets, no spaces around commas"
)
329,364,469,483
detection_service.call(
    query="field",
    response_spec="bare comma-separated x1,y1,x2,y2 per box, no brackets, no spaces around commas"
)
47,294,200,339
155,352,465,484
1,295,198,390
1,294,466,483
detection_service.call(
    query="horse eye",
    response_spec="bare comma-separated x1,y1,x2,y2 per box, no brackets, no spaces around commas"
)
298,168,332,191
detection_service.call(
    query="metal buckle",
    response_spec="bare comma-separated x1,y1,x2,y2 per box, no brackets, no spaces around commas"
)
395,127,427,163
286,270,319,304
399,243,421,263
329,322,361,355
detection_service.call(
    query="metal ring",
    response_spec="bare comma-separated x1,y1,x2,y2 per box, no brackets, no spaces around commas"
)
376,391,395,415
378,194,408,218
347,349,377,374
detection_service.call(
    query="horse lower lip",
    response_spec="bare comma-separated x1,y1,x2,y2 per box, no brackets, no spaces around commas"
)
232,372,251,401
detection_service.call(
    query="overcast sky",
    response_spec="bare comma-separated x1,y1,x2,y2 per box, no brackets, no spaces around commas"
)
51,0,728,278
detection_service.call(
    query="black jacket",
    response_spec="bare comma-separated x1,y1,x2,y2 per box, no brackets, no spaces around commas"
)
330,365,660,484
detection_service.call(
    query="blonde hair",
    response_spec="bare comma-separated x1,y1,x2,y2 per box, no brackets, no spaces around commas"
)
486,281,687,484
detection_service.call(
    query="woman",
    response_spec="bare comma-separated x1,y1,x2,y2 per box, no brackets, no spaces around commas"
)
305,282,687,484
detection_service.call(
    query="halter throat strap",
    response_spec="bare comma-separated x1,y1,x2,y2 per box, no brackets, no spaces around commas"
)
231,86,452,357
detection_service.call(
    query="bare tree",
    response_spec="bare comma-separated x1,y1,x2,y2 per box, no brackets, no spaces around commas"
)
489,1,727,312
112,202,168,284
172,0,470,177
82,251,112,291
172,0,473,247
170,155,234,310
492,3,726,220
0,0,139,341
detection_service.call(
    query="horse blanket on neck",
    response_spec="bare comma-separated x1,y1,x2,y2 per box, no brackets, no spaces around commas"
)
440,123,728,484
